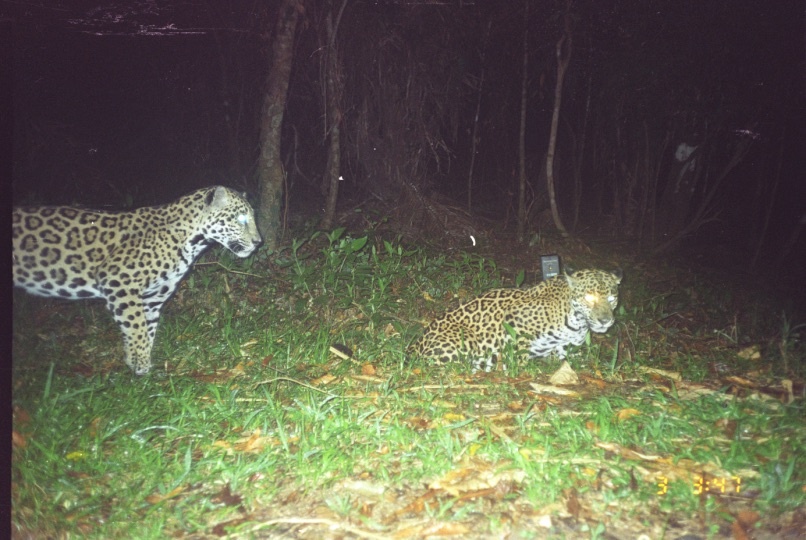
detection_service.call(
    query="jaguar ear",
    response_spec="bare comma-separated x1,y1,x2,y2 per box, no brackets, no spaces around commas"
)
207,186,230,209
611,268,623,283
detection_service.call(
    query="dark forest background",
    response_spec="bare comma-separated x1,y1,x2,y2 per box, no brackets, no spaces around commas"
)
7,0,806,277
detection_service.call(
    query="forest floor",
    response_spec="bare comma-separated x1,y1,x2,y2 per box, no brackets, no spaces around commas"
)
11,216,806,539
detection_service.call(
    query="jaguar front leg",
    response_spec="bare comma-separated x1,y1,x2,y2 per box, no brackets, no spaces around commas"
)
138,278,186,374
102,294,154,375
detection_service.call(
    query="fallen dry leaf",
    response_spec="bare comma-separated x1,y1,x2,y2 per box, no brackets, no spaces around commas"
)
230,362,246,376
737,345,761,360
421,522,471,536
637,366,682,381
580,375,608,389
213,428,293,454
432,398,458,408
212,483,243,508
565,488,582,519
428,458,525,497
212,440,232,450
188,368,241,384
394,521,470,538
88,417,102,438
507,400,527,412
406,417,431,430
529,383,579,396
782,379,794,404
311,373,337,386
145,485,186,504
13,407,31,424
595,441,660,461
233,428,275,453
549,361,579,385
361,363,377,376
11,430,27,448
336,479,386,499
731,509,761,540
616,408,642,422
394,489,436,518
725,375,757,388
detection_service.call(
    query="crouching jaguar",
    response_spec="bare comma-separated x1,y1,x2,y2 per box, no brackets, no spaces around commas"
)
13,186,262,375
409,269,622,369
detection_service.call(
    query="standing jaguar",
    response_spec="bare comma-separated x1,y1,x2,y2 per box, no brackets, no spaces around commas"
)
409,269,622,369
12,186,262,375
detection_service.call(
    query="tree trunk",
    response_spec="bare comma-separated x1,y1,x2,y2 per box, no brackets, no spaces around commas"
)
774,213,805,270
516,3,528,242
651,136,751,255
750,127,784,271
655,141,700,243
467,20,490,213
570,73,591,231
546,19,571,237
320,0,348,230
256,0,300,250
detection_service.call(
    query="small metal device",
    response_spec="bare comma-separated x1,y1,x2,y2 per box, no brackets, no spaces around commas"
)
540,255,560,280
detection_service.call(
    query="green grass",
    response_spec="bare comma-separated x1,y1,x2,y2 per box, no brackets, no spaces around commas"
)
12,229,806,539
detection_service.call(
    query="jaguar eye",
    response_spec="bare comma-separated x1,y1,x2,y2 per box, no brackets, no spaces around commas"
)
584,294,597,304
237,214,249,225
607,295,615,302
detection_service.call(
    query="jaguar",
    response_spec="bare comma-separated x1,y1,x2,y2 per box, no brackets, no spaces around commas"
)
409,269,622,368
12,186,262,375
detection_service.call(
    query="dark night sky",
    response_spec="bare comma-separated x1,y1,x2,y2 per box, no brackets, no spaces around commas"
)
6,1,806,275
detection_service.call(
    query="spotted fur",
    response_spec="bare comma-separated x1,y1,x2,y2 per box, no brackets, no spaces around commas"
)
409,269,622,368
13,186,262,375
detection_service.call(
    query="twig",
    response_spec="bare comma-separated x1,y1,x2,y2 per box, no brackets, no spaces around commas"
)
252,376,334,394
253,377,385,399
398,383,491,392
224,516,389,540
641,311,682,329
194,260,263,278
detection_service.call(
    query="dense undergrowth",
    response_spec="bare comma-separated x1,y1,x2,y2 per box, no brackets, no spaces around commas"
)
11,229,806,539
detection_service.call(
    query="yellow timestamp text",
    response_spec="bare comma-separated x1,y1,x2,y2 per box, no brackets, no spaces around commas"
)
656,476,742,495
